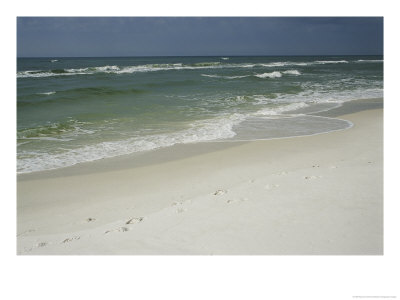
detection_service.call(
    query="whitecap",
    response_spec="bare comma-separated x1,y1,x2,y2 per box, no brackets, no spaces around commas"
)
282,70,301,75
201,74,250,79
254,71,282,78
314,60,349,64
38,91,56,95
356,59,383,63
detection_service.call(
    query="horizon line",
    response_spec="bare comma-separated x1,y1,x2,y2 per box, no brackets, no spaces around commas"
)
17,54,384,59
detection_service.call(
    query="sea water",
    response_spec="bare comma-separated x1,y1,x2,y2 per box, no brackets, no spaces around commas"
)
17,56,383,173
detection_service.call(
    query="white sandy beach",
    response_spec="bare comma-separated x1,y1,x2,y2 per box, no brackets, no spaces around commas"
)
17,99,383,255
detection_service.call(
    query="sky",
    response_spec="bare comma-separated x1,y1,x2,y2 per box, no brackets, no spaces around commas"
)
17,17,383,57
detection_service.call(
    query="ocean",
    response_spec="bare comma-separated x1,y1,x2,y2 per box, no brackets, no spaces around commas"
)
17,55,383,174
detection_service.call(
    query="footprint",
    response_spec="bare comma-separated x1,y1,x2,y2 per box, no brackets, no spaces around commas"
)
104,227,129,234
126,217,144,225
312,165,320,168
62,236,81,244
24,242,48,253
214,189,227,196
104,217,146,235
304,175,320,180
177,208,186,214
86,217,96,222
329,165,338,169
226,198,247,204
37,242,48,248
248,179,255,183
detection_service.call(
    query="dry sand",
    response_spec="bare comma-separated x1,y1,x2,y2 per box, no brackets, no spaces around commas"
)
17,99,383,255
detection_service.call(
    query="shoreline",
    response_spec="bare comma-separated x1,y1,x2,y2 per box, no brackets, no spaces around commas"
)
17,98,383,254
18,97,382,180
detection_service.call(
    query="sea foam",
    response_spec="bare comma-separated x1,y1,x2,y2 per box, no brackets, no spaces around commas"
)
282,70,301,75
38,91,56,95
254,71,282,78
314,60,348,64
17,113,246,173
201,74,250,79
17,59,364,79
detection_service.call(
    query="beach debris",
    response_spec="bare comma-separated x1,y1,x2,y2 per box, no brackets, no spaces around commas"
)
213,189,227,196
126,217,144,225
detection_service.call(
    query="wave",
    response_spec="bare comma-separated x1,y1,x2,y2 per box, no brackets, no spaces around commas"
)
356,59,383,63
17,85,383,174
37,91,56,95
17,113,246,173
17,70,90,78
282,70,301,75
16,62,305,79
201,74,250,79
17,59,354,78
254,71,282,78
17,63,223,78
202,69,301,79
259,60,348,67
18,97,327,173
260,62,308,67
314,60,349,64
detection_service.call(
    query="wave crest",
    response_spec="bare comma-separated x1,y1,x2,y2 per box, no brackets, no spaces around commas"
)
255,71,282,78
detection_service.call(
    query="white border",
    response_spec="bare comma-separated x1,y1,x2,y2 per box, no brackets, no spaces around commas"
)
3,2,398,300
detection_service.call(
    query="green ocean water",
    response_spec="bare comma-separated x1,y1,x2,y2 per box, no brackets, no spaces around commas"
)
17,56,383,173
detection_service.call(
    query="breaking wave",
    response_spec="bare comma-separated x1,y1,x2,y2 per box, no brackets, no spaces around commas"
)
17,59,358,78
